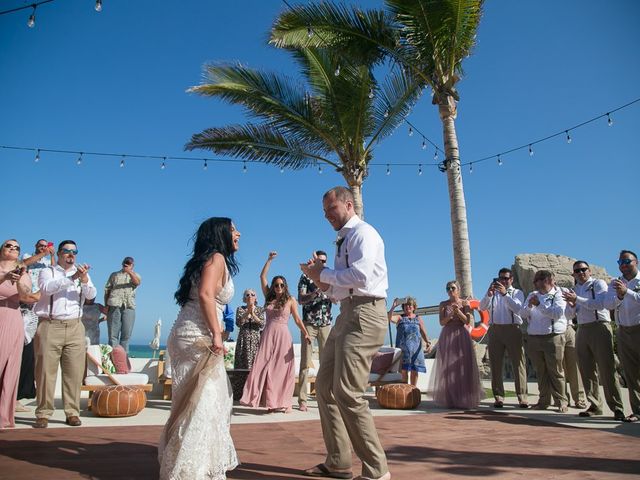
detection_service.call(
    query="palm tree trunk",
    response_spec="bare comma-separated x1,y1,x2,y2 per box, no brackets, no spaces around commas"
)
439,96,473,298
348,181,364,219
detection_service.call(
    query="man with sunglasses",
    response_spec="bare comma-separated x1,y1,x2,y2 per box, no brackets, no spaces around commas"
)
599,250,640,423
33,240,96,428
562,261,625,420
297,249,333,412
480,268,528,409
301,186,390,480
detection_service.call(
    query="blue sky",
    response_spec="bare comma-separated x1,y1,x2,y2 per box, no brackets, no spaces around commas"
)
1,0,639,345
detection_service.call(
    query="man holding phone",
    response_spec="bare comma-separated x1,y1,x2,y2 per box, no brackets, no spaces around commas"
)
33,240,96,428
480,268,528,408
104,256,141,353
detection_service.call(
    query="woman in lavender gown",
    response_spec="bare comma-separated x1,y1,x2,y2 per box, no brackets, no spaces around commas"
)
431,280,483,409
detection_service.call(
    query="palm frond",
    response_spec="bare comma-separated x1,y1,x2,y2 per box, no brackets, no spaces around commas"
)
185,123,335,170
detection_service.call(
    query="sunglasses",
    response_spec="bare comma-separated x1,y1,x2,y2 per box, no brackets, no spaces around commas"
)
273,283,285,288
319,259,327,264
61,248,79,255
618,259,634,266
498,276,511,281
3,244,20,251
446,286,457,291
573,267,589,273
245,292,256,297
36,243,48,248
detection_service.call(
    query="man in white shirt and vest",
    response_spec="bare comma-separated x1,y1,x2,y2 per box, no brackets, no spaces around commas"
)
33,240,96,428
602,250,640,423
480,268,528,408
562,260,625,420
519,270,569,413
301,186,390,480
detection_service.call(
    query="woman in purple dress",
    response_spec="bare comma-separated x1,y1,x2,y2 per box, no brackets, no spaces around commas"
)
431,280,483,409
240,251,310,413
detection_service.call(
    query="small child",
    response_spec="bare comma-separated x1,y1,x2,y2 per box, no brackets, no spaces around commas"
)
82,299,107,345
388,296,430,386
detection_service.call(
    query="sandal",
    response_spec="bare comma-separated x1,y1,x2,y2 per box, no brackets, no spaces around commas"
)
303,463,353,479
624,414,640,423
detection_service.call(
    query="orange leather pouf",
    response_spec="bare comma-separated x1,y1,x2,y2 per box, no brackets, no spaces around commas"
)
376,383,421,410
92,385,147,417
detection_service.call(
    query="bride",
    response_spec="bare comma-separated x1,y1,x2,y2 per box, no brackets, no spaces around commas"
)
158,217,241,479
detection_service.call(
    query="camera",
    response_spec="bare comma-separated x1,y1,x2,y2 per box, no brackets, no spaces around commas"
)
492,277,500,284
395,297,407,305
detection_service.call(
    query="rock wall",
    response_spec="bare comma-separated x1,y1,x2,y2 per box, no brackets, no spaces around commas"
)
512,253,612,295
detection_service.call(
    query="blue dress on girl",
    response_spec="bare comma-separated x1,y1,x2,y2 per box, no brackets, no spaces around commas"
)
395,316,426,372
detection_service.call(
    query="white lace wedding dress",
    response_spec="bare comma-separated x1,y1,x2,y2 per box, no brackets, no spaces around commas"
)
158,272,238,479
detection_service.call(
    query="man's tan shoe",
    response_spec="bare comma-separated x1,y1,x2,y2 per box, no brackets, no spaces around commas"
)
33,418,48,429
65,416,82,427
14,402,31,413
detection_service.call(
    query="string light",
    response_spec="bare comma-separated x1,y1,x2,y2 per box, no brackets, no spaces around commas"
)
242,161,247,173
408,126,413,137
528,144,534,156
368,87,374,99
307,25,313,38
120,156,125,168
607,113,613,126
566,130,572,144
497,155,502,166
334,64,340,77
76,152,83,165
34,149,40,162
421,139,426,149
386,164,391,175
469,163,473,174
203,159,208,170
383,109,389,118
418,164,423,176
434,151,438,161
27,5,36,28
161,158,166,170
280,166,284,173
318,164,323,174
95,0,102,12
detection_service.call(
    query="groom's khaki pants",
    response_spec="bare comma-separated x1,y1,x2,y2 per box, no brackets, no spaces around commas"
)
316,296,388,478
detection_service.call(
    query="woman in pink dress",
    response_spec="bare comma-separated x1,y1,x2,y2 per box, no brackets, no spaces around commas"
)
240,251,310,413
0,239,38,428
431,280,484,409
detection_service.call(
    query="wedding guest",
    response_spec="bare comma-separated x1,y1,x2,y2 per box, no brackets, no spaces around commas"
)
105,256,141,353
388,296,429,386
241,252,310,413
234,289,265,370
158,217,240,478
431,280,483,409
81,299,107,345
0,240,37,428
33,240,96,428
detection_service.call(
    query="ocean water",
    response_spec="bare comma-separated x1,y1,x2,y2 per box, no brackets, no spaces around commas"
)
128,344,166,358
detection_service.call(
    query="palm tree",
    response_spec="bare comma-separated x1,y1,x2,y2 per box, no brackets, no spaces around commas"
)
186,45,422,218
270,0,482,298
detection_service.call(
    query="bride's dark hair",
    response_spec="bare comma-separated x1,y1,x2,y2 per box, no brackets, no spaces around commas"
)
174,217,239,307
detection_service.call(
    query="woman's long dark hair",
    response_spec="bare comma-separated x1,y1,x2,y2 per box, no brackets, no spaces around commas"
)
264,275,291,310
175,217,239,307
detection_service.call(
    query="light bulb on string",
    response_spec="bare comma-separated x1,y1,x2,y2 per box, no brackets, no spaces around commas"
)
318,164,323,174
408,126,413,137
607,113,613,126
469,163,473,174
383,109,389,118
203,160,208,171
368,87,374,99
120,157,125,168
161,158,166,170
307,25,313,38
280,166,284,174
27,6,36,28
566,130,572,144
386,164,391,176
95,0,102,12
433,151,438,161
418,164,423,176
528,144,534,156
421,139,426,150
242,161,247,174
334,64,340,76
497,155,503,166
76,153,83,166
34,149,40,163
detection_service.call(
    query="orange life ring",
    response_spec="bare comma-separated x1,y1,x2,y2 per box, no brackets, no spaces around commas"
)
468,299,490,341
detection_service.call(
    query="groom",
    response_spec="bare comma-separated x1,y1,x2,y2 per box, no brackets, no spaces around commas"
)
301,186,390,480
